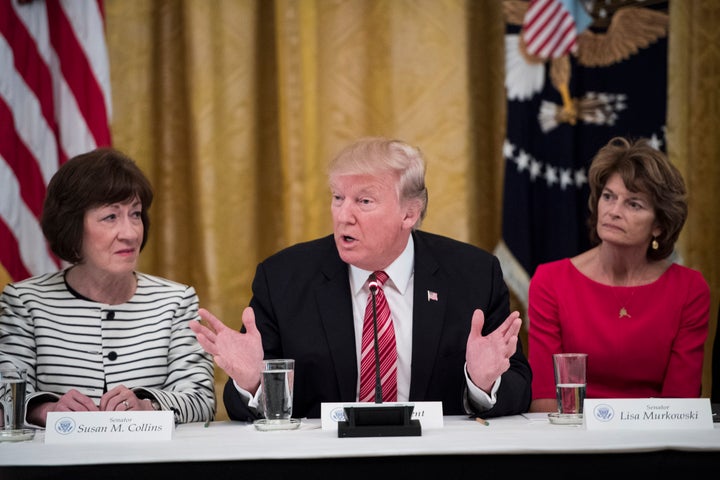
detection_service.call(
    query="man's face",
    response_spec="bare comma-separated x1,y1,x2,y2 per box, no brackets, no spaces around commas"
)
330,173,419,271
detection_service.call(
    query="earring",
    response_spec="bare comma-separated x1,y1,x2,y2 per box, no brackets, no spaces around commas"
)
651,237,659,250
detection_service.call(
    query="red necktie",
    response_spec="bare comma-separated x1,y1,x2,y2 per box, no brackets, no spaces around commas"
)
359,271,397,402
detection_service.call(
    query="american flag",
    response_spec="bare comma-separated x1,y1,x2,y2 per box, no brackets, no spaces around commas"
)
0,0,112,282
521,0,592,59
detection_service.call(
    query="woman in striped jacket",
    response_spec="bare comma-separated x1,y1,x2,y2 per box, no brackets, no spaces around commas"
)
0,148,215,427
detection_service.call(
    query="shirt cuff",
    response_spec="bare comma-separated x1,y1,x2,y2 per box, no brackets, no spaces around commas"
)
233,379,262,410
464,362,501,410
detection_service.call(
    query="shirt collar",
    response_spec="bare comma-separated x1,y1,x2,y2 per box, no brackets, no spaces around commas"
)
349,234,414,295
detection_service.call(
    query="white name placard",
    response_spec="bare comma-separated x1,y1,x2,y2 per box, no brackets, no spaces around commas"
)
45,410,175,443
320,401,443,431
584,398,713,430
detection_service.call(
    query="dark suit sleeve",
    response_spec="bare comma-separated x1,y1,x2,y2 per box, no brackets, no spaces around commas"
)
467,256,532,417
221,262,277,422
224,235,355,421
222,379,260,422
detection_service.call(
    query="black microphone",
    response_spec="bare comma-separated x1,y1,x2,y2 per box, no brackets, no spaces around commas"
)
336,272,421,437
368,273,383,404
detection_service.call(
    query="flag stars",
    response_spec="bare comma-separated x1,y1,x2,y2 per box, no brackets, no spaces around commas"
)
529,159,542,181
503,139,515,159
649,134,663,150
574,168,587,188
504,136,664,190
544,164,558,187
516,150,530,172
559,168,573,190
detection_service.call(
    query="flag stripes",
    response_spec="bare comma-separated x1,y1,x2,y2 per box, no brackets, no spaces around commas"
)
521,0,593,60
523,0,576,58
0,0,111,282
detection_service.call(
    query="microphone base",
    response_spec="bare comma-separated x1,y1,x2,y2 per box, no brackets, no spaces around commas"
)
338,404,422,437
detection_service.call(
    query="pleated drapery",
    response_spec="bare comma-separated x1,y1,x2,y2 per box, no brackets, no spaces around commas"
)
2,0,713,419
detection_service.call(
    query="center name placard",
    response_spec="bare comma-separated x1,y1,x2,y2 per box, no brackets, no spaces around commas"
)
45,410,175,443
320,401,443,431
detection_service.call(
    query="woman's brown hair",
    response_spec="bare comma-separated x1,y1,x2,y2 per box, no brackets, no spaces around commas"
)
586,136,687,261
41,148,153,264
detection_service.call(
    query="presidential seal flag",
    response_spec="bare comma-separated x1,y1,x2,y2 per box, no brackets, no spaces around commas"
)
496,0,669,307
0,0,112,282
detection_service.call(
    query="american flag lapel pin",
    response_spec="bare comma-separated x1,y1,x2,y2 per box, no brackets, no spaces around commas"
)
427,290,438,302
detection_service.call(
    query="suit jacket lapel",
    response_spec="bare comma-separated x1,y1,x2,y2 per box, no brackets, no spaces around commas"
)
315,249,358,401
409,232,447,400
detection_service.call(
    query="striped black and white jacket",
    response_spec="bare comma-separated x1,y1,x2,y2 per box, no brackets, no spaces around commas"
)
0,270,216,425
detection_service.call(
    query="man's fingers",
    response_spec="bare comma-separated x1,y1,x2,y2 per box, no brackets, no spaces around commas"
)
470,308,485,335
498,311,521,336
506,314,522,336
241,306,259,336
198,308,226,332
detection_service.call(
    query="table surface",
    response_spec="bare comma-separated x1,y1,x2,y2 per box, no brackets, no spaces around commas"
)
1,413,719,467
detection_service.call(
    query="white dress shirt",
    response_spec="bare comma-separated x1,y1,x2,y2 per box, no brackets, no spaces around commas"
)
349,235,499,409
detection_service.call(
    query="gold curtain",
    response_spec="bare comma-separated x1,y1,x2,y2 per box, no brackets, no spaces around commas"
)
667,0,720,399
102,0,507,419
102,0,720,417
1,0,712,419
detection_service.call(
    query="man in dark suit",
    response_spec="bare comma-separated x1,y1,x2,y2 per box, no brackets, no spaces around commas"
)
191,137,532,421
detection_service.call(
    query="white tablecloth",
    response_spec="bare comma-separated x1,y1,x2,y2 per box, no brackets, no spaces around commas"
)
1,414,718,467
